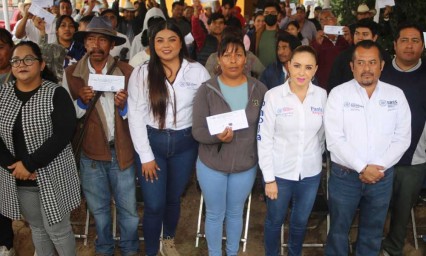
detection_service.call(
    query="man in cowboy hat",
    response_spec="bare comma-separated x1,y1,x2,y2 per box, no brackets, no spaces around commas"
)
13,0,57,43
117,1,139,44
352,3,377,21
62,16,139,256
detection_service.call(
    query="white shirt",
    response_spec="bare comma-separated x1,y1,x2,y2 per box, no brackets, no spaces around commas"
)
129,49,150,67
258,81,327,182
12,18,57,44
129,32,144,59
109,32,132,60
325,79,412,173
128,59,210,163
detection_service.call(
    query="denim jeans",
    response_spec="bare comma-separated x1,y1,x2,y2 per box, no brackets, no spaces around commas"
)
17,187,76,256
325,164,394,256
263,173,321,256
137,126,198,256
80,149,139,256
196,159,256,256
383,164,426,256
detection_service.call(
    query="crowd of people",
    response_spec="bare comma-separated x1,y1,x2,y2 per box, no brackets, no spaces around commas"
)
0,0,425,256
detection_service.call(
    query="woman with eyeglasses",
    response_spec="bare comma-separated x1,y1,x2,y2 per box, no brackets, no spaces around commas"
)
0,41,80,256
192,36,267,256
0,28,15,256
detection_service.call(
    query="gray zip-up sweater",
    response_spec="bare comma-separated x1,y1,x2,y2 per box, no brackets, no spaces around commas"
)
192,75,267,173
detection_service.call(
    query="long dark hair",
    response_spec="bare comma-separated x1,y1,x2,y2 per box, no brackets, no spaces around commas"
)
147,20,188,129
56,15,77,31
12,41,59,84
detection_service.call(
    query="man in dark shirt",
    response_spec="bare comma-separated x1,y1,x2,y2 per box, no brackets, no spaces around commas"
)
221,0,242,28
328,19,391,91
381,23,426,256
169,1,191,37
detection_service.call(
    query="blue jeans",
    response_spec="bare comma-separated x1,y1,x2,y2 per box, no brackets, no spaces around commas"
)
196,159,256,256
325,164,394,256
264,173,321,256
80,149,139,256
137,126,198,256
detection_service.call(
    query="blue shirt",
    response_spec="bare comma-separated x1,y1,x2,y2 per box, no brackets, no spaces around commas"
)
218,77,248,111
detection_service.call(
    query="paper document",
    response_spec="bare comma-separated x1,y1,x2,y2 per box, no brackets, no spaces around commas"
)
304,1,313,6
324,25,345,35
89,74,125,92
290,3,296,15
206,109,249,135
32,0,53,8
28,4,56,33
377,0,395,9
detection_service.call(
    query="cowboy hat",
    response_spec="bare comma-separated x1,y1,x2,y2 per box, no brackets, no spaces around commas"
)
18,0,32,15
119,1,136,12
73,16,126,46
352,3,377,16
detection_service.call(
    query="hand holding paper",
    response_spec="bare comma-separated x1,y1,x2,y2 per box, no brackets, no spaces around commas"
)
324,25,345,35
206,109,249,135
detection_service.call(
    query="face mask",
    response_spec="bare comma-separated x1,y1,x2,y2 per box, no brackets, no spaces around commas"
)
264,14,278,26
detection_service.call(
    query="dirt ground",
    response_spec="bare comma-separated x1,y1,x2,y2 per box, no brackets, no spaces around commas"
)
11,175,426,256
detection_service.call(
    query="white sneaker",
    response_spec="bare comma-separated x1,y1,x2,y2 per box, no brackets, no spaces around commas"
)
161,237,180,256
0,246,15,256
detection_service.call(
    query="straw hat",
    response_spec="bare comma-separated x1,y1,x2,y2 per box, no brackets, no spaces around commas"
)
120,1,136,12
73,16,126,46
352,4,377,16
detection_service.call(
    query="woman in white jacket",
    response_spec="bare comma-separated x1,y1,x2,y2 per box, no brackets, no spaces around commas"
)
257,45,327,256
127,21,210,256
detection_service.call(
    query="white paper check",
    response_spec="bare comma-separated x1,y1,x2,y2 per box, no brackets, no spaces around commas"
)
324,25,344,35
206,109,249,135
88,74,125,92
290,3,296,15
28,4,56,33
377,0,395,9
32,0,53,8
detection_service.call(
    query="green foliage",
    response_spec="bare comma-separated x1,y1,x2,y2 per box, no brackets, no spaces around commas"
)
329,0,426,54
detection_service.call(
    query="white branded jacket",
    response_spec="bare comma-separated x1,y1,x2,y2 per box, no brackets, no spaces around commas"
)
258,81,327,182
324,79,411,173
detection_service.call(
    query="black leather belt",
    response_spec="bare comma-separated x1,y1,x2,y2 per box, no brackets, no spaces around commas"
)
331,162,356,172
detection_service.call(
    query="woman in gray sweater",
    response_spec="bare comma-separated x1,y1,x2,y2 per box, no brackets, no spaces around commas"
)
192,36,267,256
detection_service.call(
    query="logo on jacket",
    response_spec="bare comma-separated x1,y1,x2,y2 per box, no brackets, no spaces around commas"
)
311,106,323,115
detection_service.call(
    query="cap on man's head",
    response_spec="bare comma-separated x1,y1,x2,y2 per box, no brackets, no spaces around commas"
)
352,4,376,16
73,16,126,45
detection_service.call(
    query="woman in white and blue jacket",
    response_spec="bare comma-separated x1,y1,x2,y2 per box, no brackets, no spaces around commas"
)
258,45,327,256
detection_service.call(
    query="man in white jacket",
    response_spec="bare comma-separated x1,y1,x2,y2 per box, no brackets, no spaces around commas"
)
324,40,411,256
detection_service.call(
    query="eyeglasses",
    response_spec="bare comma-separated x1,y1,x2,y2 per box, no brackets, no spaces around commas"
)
10,57,41,68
